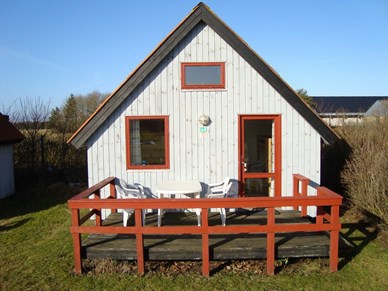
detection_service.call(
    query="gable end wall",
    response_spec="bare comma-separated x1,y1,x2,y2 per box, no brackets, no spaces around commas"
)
87,24,321,217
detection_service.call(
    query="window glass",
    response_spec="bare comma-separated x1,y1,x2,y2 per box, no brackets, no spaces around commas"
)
126,117,169,169
244,178,274,197
185,65,221,85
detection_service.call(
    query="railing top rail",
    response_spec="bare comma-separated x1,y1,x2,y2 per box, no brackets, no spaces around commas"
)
293,174,310,181
67,174,342,210
68,195,342,210
68,176,115,201
316,186,342,197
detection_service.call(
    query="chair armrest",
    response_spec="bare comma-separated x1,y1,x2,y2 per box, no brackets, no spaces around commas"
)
207,193,225,198
208,181,223,188
210,186,224,193
122,184,139,192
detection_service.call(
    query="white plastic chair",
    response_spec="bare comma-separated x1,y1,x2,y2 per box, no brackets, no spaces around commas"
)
207,181,233,226
208,177,230,194
115,179,145,226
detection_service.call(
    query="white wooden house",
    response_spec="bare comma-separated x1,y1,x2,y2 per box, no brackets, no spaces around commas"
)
69,3,338,217
0,113,24,199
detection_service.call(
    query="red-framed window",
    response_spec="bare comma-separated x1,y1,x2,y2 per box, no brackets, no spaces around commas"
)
181,62,225,89
125,116,170,170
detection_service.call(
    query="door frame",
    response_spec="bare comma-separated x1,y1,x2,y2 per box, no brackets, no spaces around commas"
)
238,114,282,197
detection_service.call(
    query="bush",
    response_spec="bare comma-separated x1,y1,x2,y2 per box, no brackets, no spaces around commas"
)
339,118,388,237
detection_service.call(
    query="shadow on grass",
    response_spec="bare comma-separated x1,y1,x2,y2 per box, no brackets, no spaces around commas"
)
0,218,31,232
338,220,378,270
0,182,86,221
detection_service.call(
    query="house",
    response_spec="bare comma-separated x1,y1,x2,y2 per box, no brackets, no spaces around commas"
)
365,99,388,117
0,113,24,199
68,2,338,218
312,96,388,126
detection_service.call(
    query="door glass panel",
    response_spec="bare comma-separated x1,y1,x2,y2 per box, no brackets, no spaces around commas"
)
244,120,274,173
244,178,274,197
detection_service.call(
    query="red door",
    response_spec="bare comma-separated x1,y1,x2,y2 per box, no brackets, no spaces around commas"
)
238,115,281,197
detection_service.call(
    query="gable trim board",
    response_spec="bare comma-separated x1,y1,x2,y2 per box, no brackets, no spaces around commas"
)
68,2,338,148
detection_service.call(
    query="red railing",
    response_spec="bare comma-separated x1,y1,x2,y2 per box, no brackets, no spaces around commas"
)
68,174,342,276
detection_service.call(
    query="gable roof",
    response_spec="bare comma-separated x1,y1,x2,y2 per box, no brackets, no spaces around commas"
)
312,96,388,115
0,113,25,145
68,2,338,148
365,99,388,116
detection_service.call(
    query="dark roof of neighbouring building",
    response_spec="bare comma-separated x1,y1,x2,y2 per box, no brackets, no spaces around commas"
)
0,113,25,145
311,96,388,114
68,2,339,146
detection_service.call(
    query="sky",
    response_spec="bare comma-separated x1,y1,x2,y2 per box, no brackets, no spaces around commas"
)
1,0,387,112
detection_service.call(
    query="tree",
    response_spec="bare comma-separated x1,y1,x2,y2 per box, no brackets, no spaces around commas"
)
13,96,50,171
74,90,107,120
296,88,315,108
47,91,108,170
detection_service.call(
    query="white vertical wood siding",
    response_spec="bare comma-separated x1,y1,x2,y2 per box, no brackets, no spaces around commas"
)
0,144,15,199
87,24,321,217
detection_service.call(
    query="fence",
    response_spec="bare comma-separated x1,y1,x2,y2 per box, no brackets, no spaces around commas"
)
68,174,342,276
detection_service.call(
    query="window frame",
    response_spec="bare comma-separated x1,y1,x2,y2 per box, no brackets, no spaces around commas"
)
125,115,170,170
181,62,225,90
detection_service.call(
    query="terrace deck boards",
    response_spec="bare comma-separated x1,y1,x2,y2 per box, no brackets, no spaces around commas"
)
82,210,350,261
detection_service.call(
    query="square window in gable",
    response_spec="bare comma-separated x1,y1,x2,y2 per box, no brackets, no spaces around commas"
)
181,62,225,89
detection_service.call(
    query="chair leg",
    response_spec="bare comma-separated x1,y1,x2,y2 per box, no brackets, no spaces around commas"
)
220,208,226,226
142,210,146,226
157,208,163,227
123,210,129,227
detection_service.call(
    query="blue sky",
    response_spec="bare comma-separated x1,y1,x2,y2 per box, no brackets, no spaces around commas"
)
1,0,387,112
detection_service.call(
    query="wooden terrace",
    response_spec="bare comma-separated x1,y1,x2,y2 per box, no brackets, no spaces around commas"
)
68,174,343,276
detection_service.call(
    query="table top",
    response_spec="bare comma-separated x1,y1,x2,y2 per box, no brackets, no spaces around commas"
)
156,180,202,195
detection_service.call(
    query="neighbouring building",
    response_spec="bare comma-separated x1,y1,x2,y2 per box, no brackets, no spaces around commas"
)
0,113,24,198
312,96,388,126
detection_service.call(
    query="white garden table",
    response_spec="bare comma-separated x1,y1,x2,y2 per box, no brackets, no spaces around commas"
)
156,180,202,227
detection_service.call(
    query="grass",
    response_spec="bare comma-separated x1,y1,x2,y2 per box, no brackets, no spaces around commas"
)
1,183,387,290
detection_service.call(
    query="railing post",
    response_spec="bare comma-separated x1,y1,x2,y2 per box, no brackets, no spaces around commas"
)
95,189,102,226
316,188,324,225
267,207,275,275
300,178,308,217
293,175,298,211
201,208,210,277
135,209,145,275
330,205,340,272
71,209,82,274
110,180,117,213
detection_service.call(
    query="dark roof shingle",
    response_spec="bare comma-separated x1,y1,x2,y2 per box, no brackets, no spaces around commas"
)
0,113,25,144
312,96,388,114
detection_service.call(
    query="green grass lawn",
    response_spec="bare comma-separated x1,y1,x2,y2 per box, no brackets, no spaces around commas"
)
1,183,387,290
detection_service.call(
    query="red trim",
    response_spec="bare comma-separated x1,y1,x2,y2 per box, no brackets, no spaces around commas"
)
125,116,170,170
181,62,225,89
238,115,282,197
